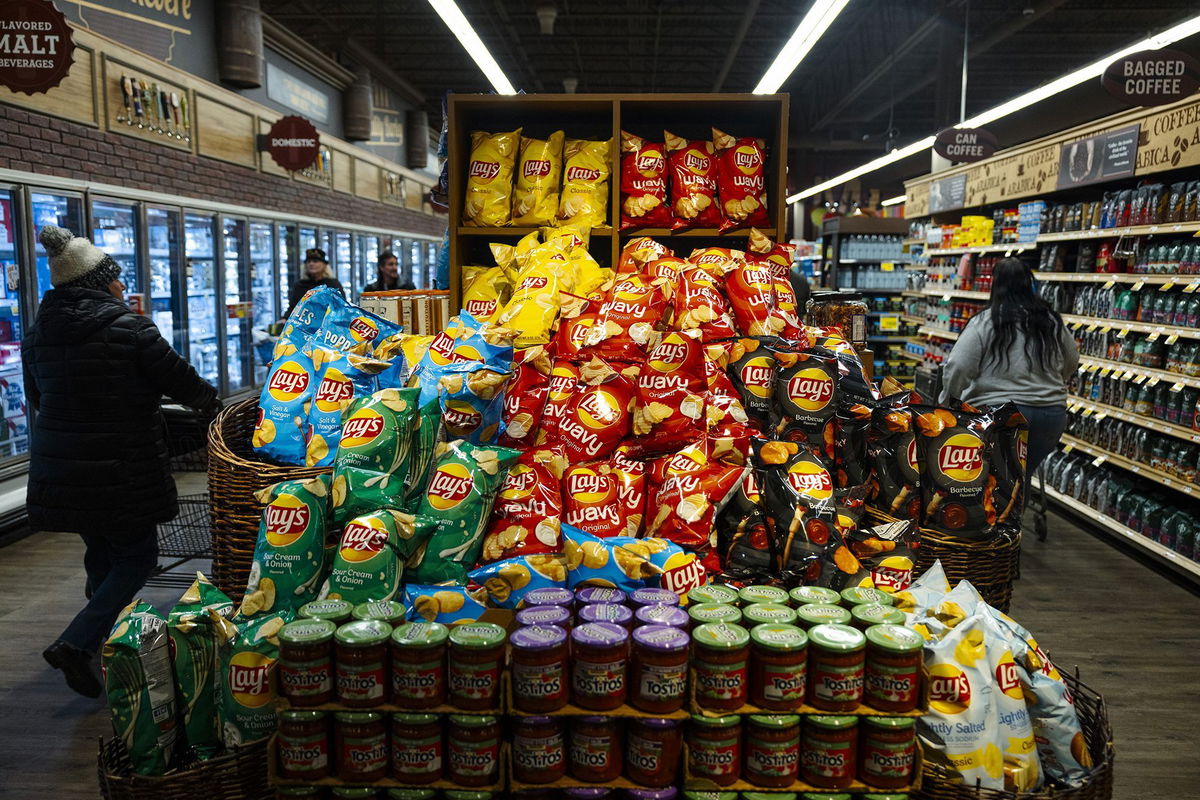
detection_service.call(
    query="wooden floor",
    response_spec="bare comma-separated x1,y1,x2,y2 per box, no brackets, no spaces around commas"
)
0,499,1196,798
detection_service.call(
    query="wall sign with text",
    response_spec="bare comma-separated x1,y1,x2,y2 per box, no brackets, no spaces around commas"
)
934,127,998,163
260,115,321,172
1056,124,1140,190
0,0,74,94
1102,49,1200,108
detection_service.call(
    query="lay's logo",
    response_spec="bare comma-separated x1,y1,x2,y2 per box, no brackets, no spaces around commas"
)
264,495,311,546
469,160,501,180
636,152,665,173
524,159,552,178
548,370,578,400
426,462,474,511
341,410,385,447
566,166,601,182
268,361,310,402
649,341,688,372
1017,431,1029,470
501,465,537,500
996,657,1023,699
339,519,390,563
929,664,972,714
870,557,914,592
938,433,984,482
465,299,497,318
668,450,705,474
567,468,609,503
443,399,481,430
683,152,709,172
906,436,919,471
787,460,833,499
787,368,834,412
659,552,705,597
734,146,760,171
578,390,622,429
520,276,549,291
740,357,773,399
349,316,379,342
314,370,354,410
228,652,273,708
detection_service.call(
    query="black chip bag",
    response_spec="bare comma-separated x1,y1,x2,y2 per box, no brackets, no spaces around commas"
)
914,404,997,538
714,468,776,583
835,398,873,489
867,392,922,521
991,402,1029,526
838,518,920,593
770,347,839,463
726,337,778,430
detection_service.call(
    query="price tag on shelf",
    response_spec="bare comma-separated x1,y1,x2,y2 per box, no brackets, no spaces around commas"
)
1086,323,1098,332
1171,382,1185,393
1159,281,1176,292
1085,363,1100,373
1094,411,1107,421
880,314,900,332
1148,376,1161,387
1099,366,1112,377
881,262,895,272
1132,280,1146,291
1117,327,1130,338
1081,407,1094,417
1147,331,1160,342
942,294,951,302
1063,442,1075,454
1099,325,1112,333
1102,280,1115,289
1092,455,1107,467
1069,321,1082,330
1133,374,1147,384
1184,282,1200,294
1166,333,1179,344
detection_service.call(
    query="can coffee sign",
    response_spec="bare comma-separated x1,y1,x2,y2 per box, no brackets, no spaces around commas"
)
1102,49,1200,107
263,115,321,172
0,0,74,94
933,127,998,163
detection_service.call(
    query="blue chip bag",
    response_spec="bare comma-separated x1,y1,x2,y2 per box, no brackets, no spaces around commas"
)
314,302,402,354
304,347,393,467
404,583,489,625
561,524,707,596
412,312,514,405
274,285,345,361
468,554,568,609
253,352,317,465
437,360,512,445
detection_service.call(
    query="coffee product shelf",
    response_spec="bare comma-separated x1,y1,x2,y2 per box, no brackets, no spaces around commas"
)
920,287,990,300
901,314,925,325
1035,272,1200,285
1076,355,1200,390
1044,485,1200,582
1036,220,1200,243
925,243,1026,256
918,326,959,340
1058,434,1200,500
1060,313,1200,340
1067,395,1200,443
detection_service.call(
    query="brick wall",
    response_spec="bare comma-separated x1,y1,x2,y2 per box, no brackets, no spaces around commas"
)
0,103,445,238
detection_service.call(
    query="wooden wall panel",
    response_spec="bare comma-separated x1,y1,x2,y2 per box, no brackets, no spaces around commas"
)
0,45,98,128
354,159,380,201
195,94,256,167
332,149,354,194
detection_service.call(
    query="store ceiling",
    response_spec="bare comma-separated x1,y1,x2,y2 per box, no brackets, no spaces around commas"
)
266,0,1199,191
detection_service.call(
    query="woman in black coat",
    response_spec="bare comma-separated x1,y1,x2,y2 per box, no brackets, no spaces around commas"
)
25,225,219,697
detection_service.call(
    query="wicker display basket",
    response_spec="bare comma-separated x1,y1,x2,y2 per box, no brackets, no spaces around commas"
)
915,526,1022,613
207,398,329,601
97,737,272,800
915,672,1114,800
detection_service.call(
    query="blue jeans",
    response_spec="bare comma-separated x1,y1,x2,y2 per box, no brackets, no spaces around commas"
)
1015,404,1069,478
59,529,158,654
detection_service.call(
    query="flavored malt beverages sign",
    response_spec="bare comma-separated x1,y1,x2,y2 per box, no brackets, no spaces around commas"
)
0,0,74,94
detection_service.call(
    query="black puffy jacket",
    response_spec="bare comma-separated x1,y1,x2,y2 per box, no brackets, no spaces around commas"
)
23,288,218,540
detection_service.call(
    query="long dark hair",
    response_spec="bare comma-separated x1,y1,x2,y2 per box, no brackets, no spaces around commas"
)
981,257,1064,370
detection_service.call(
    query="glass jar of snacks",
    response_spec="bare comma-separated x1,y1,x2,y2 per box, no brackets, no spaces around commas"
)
744,714,801,787
277,710,329,781
334,711,388,782
525,586,575,609
278,619,335,707
807,624,866,712
570,622,629,710
447,622,506,710
749,623,809,711
630,624,690,713
512,715,567,784
801,715,858,789
510,624,570,713
390,621,448,710
625,718,683,787
446,714,501,786
569,715,623,782
390,713,443,784
334,620,392,707
864,624,924,713
859,716,916,789
692,622,750,710
686,714,742,787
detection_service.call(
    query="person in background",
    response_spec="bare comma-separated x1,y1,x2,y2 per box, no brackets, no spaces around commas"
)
362,250,415,294
25,225,221,698
285,247,344,319
939,257,1079,476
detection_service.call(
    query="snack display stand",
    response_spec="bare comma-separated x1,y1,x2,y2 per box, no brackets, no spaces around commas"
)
98,738,271,800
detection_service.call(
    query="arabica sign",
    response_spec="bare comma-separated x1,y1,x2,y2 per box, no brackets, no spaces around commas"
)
933,127,998,163
0,0,74,94
263,115,321,172
1102,49,1200,107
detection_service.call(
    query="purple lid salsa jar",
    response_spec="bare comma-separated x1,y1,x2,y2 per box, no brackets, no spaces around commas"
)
516,604,573,629
634,604,690,629
510,624,569,713
630,624,689,713
526,587,575,609
575,586,628,607
623,789,679,800
629,588,680,609
578,603,634,629
570,622,629,710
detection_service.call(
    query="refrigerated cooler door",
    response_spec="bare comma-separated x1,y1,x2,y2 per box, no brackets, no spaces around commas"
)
147,206,184,353
222,217,252,393
249,221,274,384
90,198,141,298
335,231,352,291
278,223,297,320
31,191,84,303
184,212,220,389
410,240,424,289
358,234,379,295
0,190,28,458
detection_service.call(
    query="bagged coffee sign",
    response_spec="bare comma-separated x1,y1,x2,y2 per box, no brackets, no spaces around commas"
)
0,0,75,94
1102,49,1200,107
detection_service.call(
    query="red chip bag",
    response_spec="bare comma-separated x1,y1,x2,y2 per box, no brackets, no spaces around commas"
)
611,453,646,537
551,357,636,462
666,131,720,230
672,264,738,342
563,460,626,537
618,236,673,273
480,447,567,561
647,447,746,551
747,228,797,282
726,260,803,339
535,360,581,445
646,256,688,285
633,330,709,455
583,274,670,363
713,128,770,233
687,246,741,278
555,305,597,363
619,131,672,230
500,346,554,448
706,391,754,464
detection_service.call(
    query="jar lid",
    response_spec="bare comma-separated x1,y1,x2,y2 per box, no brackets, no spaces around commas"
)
525,587,574,607
688,603,742,625
334,619,392,646
515,604,572,627
741,794,796,800
278,710,326,723
333,790,381,799
636,717,682,729
630,587,680,607
516,715,557,726
570,621,629,648
863,715,916,730
861,795,911,800
578,603,634,626
692,622,750,649
864,622,923,653
448,621,506,649
575,715,615,725
353,600,405,622
806,714,859,730
742,603,798,627
796,603,852,627
840,587,895,607
566,790,613,799
576,586,627,605
391,621,449,647
387,790,438,800
298,598,353,621
443,793,494,800
788,586,840,606
625,789,679,800
851,604,905,627
509,624,568,650
278,618,336,645
635,604,690,628
738,585,788,605
334,711,383,724
808,623,866,652
799,794,852,800
632,623,690,653
687,584,740,605
689,714,742,727
448,714,498,726
749,623,808,651
277,790,322,798
747,713,801,728
392,712,439,725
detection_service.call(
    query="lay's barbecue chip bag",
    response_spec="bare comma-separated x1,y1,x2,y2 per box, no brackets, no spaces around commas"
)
103,600,178,775
167,574,233,761
323,510,438,603
241,475,332,613
253,351,316,465
212,611,292,748
915,405,997,538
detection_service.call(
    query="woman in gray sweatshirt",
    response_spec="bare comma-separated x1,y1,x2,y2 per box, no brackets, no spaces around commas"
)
939,258,1079,474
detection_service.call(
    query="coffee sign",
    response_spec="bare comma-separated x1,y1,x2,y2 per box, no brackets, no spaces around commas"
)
0,0,74,94
261,115,321,172
1102,49,1200,107
933,127,998,163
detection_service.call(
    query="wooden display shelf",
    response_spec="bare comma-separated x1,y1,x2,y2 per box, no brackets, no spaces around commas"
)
898,350,926,363
1077,355,1200,390
1034,271,1200,285
683,741,924,795
1059,435,1200,499
925,243,1027,256
1036,220,1200,242
900,314,926,325
1060,313,1200,340
456,225,614,237
918,326,959,340
920,287,990,300
273,698,503,715
1067,395,1200,444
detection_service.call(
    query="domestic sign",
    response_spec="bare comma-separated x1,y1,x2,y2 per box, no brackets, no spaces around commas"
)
0,0,74,94
929,173,967,213
1102,49,1200,108
260,115,321,172
1056,124,1140,190
934,127,998,163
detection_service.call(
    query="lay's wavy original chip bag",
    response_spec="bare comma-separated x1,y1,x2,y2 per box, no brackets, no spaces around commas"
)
254,351,317,465
558,137,612,228
713,127,770,232
323,510,437,603
620,131,672,229
242,475,332,614
513,130,565,226
666,131,720,230
463,128,521,227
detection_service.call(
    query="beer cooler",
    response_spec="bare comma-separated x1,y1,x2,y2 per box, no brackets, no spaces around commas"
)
0,187,27,460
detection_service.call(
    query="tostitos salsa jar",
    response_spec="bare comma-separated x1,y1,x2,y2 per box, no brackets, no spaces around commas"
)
510,624,570,712
749,623,808,711
686,714,742,787
447,622,506,710
278,619,336,707
692,622,750,710
571,622,629,710
864,624,923,713
630,624,689,713
806,624,866,712
390,621,448,710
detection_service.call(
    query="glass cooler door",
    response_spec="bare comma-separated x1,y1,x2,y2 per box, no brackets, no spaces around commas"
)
30,190,84,304
184,212,219,389
278,222,297,320
222,217,251,394
0,188,27,458
90,197,142,300
249,220,275,385
335,231,352,290
146,206,184,353
358,234,379,296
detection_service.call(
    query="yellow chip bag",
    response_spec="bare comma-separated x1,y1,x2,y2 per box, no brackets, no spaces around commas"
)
464,128,521,227
513,131,565,226
558,137,612,228
495,259,563,349
462,267,511,322
541,226,604,296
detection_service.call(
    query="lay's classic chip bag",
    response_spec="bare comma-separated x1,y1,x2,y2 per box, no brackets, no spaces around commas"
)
463,128,521,227
212,611,292,748
469,553,569,609
305,347,392,467
513,130,564,226
241,475,331,614
253,351,316,465
558,137,612,228
331,388,421,529
494,245,567,349
103,601,178,775
167,574,233,762
461,267,512,322
323,510,438,603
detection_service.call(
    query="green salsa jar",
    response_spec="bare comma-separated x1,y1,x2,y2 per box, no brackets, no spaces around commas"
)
839,587,895,609
795,603,852,630
850,603,905,631
688,602,743,629
390,621,449,709
749,624,809,711
353,599,407,625
691,622,751,710
739,584,790,606
789,586,840,607
688,583,740,605
299,598,354,624
742,602,798,627
864,624,924,713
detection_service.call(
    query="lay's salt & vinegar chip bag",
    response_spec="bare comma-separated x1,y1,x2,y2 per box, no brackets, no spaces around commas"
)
241,475,331,615
304,347,392,467
103,600,178,775
513,130,564,226
558,137,612,228
253,351,316,465
323,509,438,603
464,128,521,227
167,574,233,761
212,610,292,747
331,387,420,528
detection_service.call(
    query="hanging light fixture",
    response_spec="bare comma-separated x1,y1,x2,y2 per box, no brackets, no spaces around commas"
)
537,2,558,35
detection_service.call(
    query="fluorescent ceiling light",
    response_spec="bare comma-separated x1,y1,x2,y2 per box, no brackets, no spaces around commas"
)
754,0,851,94
787,12,1200,202
880,194,907,207
427,0,516,94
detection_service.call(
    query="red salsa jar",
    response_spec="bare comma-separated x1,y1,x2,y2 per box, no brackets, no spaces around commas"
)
749,623,808,711
578,603,635,629
630,624,690,713
512,715,568,784
277,710,329,781
629,587,680,609
625,718,682,787
806,624,866,712
390,621,448,709
278,619,336,707
390,712,443,784
334,620,392,708
510,624,570,713
859,716,916,789
570,622,629,710
801,715,858,789
334,711,388,782
446,714,501,787
691,622,750,711
575,586,627,608
743,714,801,787
635,604,690,629
447,622,506,710
864,624,924,713
794,603,852,631
569,715,623,782
516,604,573,629
685,714,741,787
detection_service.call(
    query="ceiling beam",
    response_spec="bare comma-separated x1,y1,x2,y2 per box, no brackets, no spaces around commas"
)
711,0,760,92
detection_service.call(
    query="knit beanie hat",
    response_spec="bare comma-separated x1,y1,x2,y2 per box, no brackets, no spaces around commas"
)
39,225,122,290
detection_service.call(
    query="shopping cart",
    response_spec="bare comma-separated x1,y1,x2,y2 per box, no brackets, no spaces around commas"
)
145,494,212,588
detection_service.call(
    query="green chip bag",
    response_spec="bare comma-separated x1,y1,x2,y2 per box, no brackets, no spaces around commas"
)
332,388,421,529
241,475,332,618
323,509,438,603
103,600,179,775
403,396,445,512
212,610,292,748
167,573,233,761
411,440,521,584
